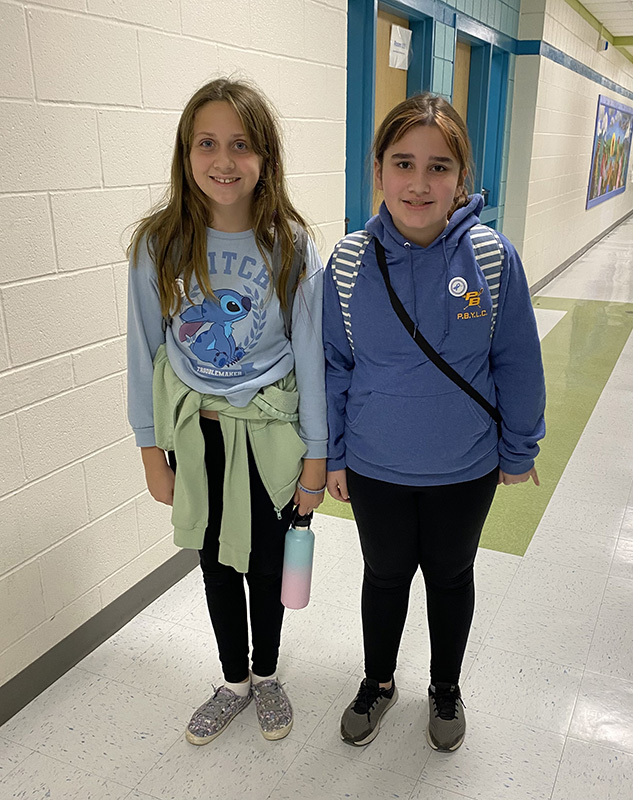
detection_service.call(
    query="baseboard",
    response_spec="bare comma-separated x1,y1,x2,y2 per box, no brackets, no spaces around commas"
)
0,548,199,727
529,207,633,294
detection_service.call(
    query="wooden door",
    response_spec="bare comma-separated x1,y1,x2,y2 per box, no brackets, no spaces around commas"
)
373,9,410,214
452,40,471,127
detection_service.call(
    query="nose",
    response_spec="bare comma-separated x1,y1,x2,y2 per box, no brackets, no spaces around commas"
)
410,171,430,194
242,296,252,311
213,146,235,172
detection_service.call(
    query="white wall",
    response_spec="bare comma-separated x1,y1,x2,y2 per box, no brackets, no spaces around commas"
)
0,0,347,688
505,0,633,285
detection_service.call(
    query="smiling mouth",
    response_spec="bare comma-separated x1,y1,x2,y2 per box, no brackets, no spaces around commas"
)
404,199,432,207
211,176,240,184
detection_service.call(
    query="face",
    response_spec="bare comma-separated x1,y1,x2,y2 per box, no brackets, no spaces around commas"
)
375,124,465,247
189,100,262,230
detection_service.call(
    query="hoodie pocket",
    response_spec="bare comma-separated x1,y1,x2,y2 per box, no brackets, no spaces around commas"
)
346,389,495,476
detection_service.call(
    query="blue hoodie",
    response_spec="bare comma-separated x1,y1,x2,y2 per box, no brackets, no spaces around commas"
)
323,195,546,486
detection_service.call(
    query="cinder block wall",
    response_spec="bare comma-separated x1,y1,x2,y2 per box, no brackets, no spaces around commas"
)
0,0,347,688
505,0,633,286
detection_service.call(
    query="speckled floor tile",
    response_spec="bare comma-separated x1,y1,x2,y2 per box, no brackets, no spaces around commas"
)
586,609,633,682
473,548,521,596
0,751,131,799
484,596,595,668
310,553,363,611
141,568,204,624
610,539,633,580
410,784,477,800
116,622,220,707
619,506,633,540
78,614,175,680
420,709,565,800
0,669,109,747
525,527,617,574
536,498,625,540
569,671,633,755
31,680,187,787
506,557,608,618
307,675,430,780
281,599,363,674
270,744,417,799
551,738,633,800
0,736,32,779
463,646,583,735
311,512,361,562
601,575,633,615
136,718,302,800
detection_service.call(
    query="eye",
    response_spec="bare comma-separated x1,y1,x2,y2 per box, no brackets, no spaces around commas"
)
396,160,412,169
234,140,249,151
199,139,214,149
227,301,240,312
430,164,448,172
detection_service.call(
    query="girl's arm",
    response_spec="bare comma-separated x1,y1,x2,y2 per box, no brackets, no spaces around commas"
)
127,237,166,448
322,245,355,497
141,446,175,505
489,237,546,477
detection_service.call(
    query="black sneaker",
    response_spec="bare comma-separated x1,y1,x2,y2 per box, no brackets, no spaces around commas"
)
426,683,465,752
340,678,398,746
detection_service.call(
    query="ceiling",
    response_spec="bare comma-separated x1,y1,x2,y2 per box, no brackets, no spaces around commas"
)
580,0,633,58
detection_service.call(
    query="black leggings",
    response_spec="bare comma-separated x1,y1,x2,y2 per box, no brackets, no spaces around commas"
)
175,417,294,683
347,467,498,685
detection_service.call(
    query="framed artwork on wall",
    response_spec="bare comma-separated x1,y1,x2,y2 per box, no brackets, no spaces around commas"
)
586,94,633,209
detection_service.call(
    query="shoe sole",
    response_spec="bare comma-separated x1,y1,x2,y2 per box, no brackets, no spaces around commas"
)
185,698,251,746
425,725,464,752
341,687,399,746
260,718,293,741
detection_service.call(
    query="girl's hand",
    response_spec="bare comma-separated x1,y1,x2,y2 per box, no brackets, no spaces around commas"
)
141,446,175,505
498,467,540,486
327,469,350,503
293,458,326,516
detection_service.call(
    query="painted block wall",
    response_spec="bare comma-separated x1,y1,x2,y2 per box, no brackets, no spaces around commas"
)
505,0,633,285
0,0,347,687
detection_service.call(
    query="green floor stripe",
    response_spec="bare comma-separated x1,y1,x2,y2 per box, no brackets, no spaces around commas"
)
318,297,633,557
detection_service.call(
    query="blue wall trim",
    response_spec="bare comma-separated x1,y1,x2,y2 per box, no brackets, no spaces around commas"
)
540,42,633,103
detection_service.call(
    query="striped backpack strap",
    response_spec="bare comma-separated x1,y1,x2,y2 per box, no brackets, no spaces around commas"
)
330,229,372,352
469,223,505,337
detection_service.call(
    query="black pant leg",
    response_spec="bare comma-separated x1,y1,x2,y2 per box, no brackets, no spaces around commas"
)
245,438,294,678
417,468,498,685
347,469,419,683
198,417,250,683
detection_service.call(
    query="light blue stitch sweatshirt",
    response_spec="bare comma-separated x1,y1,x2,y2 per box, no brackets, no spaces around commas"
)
127,227,327,459
323,195,546,485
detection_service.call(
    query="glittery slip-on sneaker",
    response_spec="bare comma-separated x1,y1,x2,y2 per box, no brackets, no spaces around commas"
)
185,685,252,745
252,678,293,740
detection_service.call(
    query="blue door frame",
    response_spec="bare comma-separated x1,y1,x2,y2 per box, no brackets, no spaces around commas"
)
346,0,514,232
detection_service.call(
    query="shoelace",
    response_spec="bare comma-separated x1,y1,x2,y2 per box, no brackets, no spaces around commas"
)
431,686,464,721
255,681,285,710
353,680,386,722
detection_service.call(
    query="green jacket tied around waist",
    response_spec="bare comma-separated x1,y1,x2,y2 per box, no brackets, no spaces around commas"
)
152,344,306,573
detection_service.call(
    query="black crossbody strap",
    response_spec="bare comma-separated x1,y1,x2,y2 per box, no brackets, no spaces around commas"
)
374,238,502,426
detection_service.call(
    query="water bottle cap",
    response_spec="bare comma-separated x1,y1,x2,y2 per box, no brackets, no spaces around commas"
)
291,508,313,528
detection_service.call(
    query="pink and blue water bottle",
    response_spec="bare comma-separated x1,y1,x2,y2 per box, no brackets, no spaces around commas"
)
281,510,314,609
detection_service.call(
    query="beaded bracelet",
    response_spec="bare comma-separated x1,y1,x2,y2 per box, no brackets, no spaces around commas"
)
298,482,326,495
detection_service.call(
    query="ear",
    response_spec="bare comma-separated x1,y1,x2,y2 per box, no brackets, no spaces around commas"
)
374,159,383,191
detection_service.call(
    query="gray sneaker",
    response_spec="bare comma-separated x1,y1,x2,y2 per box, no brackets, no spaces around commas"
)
426,683,465,751
185,685,252,745
340,678,398,746
252,679,293,740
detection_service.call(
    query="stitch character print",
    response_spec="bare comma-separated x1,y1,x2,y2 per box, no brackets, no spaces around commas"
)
179,289,252,367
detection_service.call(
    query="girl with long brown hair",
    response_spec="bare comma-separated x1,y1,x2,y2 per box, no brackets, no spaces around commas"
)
127,78,327,745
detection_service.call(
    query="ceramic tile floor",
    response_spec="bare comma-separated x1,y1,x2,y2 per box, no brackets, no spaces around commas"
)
2,220,633,799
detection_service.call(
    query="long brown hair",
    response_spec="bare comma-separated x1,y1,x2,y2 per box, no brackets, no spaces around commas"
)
373,92,473,218
128,77,309,317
